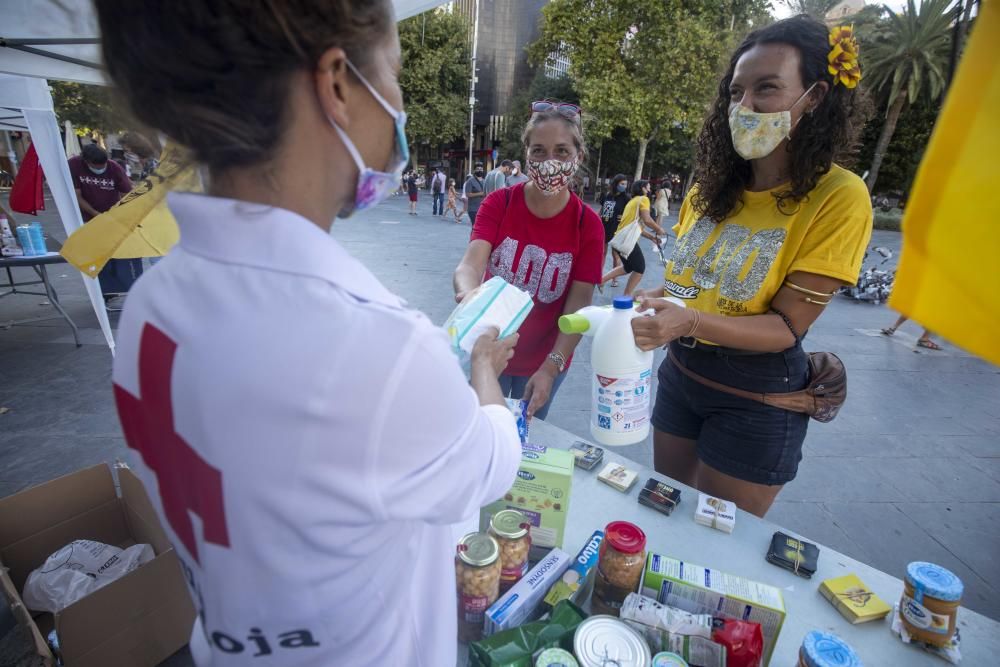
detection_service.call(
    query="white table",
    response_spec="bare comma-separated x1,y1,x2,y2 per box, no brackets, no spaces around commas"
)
459,419,1000,666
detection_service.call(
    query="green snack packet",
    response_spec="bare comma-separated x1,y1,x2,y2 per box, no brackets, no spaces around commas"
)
468,600,587,667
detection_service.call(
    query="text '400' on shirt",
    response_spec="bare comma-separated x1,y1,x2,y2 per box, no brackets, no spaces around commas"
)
665,165,873,317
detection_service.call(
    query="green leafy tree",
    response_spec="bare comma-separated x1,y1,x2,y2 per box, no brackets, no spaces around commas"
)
780,0,840,19
49,81,127,139
532,0,726,181
398,9,470,168
855,97,937,193
862,0,953,192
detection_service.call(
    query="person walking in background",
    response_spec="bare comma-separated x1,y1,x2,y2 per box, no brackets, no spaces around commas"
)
454,100,604,420
463,163,486,225
444,177,463,223
405,168,419,215
507,159,529,186
484,159,513,195
631,16,872,517
882,315,942,350
654,184,671,222
600,180,665,297
599,173,629,287
430,166,446,217
69,143,143,302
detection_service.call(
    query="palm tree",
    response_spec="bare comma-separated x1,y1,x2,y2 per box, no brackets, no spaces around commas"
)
863,0,954,192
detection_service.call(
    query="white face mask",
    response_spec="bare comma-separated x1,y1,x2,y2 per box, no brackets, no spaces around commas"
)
728,83,816,160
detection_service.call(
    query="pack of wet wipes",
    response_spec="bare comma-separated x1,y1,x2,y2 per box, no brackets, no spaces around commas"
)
445,276,533,355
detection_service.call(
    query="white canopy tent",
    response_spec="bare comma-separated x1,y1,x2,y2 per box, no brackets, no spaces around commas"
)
0,74,117,351
0,0,448,353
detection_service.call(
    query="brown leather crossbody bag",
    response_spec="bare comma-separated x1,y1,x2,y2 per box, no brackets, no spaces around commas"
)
670,350,846,422
670,306,846,422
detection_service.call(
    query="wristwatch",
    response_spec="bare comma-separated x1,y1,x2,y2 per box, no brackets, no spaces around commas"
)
547,351,567,373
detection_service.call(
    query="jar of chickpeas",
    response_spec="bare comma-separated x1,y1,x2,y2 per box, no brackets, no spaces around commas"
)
489,509,532,594
591,521,646,617
456,532,502,643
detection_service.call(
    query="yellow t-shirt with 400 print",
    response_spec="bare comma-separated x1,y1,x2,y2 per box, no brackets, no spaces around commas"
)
664,164,872,316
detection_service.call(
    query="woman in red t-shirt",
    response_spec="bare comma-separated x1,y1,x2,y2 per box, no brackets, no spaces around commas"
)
453,101,604,420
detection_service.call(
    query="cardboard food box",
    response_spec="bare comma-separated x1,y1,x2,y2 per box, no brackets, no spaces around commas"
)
0,464,196,667
481,444,573,558
641,553,785,666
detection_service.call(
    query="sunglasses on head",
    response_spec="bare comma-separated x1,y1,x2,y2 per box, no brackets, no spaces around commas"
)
531,100,581,119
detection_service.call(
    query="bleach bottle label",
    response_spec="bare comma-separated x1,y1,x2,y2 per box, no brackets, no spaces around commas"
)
592,369,652,434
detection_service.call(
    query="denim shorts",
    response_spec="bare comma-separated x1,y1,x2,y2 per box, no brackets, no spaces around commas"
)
651,340,810,485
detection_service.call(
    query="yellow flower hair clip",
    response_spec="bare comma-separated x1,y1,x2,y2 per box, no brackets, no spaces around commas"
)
828,25,861,89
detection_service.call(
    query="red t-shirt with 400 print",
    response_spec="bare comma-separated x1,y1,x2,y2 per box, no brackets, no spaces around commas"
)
471,183,604,376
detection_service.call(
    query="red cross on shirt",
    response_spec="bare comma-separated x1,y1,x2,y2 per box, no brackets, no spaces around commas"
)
114,323,230,563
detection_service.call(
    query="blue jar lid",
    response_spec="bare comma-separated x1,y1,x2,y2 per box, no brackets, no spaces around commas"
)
905,561,964,602
613,296,634,310
801,631,862,667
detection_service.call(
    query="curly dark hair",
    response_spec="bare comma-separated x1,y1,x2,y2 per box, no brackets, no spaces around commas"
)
693,15,870,223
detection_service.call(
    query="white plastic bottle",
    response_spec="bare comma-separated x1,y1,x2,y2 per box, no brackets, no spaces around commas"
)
590,296,655,446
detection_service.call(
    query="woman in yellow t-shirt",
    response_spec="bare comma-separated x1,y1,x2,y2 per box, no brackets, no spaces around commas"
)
631,16,872,516
600,180,666,297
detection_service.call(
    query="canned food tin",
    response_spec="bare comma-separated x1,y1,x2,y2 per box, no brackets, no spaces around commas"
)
652,651,689,667
573,615,651,667
536,647,579,667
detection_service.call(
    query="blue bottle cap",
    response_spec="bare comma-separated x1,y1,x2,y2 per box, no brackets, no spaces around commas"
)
613,296,634,310
905,561,963,602
801,631,862,667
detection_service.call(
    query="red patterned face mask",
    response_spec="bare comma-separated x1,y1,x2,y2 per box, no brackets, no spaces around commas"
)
526,158,577,196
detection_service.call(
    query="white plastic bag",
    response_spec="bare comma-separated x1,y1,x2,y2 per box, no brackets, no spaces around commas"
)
444,276,533,355
610,218,642,256
22,540,154,613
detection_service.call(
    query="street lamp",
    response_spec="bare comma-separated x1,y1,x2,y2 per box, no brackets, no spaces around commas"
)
467,0,480,175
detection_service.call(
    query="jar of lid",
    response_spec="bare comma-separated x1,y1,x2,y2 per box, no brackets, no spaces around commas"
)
797,631,862,667
456,532,501,643
900,561,963,647
489,509,531,594
592,521,646,616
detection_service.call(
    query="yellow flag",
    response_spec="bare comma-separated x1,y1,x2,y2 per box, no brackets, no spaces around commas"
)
60,143,200,277
889,2,1000,365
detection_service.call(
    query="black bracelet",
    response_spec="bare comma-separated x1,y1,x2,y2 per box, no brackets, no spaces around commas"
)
769,306,801,343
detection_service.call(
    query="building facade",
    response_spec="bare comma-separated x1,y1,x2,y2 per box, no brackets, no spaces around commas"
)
444,0,549,175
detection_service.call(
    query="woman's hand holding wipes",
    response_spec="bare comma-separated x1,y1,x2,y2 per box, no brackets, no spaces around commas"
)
631,299,698,351
472,329,519,376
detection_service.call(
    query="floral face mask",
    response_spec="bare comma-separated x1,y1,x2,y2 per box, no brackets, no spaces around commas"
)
329,60,409,218
526,158,577,196
728,83,816,160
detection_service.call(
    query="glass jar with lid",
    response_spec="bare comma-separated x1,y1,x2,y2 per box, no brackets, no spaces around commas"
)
591,520,647,616
489,509,531,594
455,532,501,643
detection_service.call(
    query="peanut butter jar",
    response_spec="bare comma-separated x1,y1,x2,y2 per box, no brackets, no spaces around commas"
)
899,561,963,647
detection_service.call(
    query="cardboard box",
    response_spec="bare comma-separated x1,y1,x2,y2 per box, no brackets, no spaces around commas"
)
0,464,196,667
481,444,573,557
641,553,785,666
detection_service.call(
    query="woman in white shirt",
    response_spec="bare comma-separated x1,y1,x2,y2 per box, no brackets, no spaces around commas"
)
95,1,521,665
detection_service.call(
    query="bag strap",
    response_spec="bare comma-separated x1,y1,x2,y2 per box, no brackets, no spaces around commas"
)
669,353,768,404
